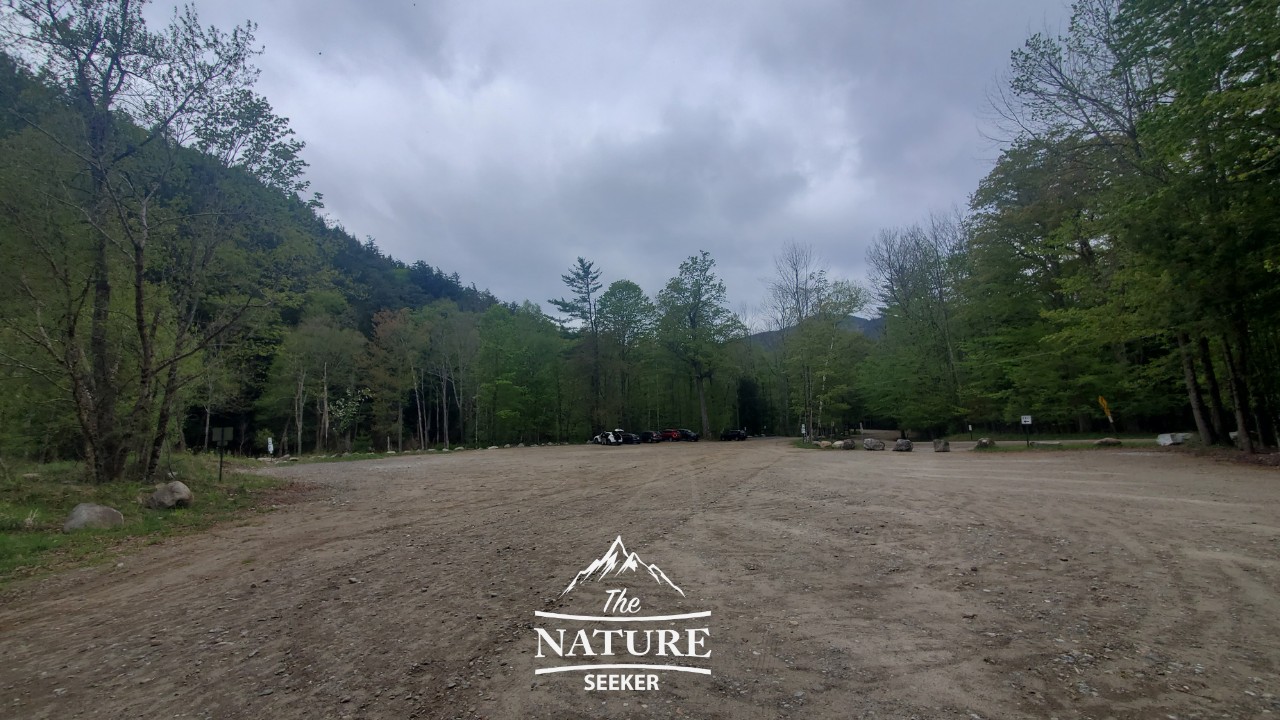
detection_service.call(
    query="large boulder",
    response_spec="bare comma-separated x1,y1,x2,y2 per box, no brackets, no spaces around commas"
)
863,438,885,451
932,439,950,452
1094,437,1122,447
1157,432,1191,446
145,481,193,510
817,440,832,448
975,437,996,449
893,438,914,452
63,503,124,533
831,440,845,449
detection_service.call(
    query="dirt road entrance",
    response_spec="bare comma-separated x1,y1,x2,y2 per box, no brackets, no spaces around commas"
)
2,440,1277,718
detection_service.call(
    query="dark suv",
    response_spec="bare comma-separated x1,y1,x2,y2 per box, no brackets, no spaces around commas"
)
677,428,699,442
720,428,747,441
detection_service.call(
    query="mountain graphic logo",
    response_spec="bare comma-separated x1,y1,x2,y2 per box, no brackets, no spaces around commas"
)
560,535,685,597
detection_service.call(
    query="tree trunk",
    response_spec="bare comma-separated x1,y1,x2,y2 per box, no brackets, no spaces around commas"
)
695,373,710,439
440,367,450,446
142,362,183,482
1222,336,1254,453
452,377,465,445
86,111,128,484
591,332,602,432
1253,391,1278,451
314,395,323,452
320,362,330,451
1177,333,1215,445
1198,336,1228,443
424,384,434,447
413,378,424,450
295,371,306,455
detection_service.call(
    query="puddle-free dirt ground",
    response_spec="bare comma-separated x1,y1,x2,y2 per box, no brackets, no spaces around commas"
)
2,439,1278,719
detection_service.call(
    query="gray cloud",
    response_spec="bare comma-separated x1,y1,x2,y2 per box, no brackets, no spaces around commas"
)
152,0,1068,315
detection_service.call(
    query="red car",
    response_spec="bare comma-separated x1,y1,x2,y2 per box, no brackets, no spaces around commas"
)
659,429,682,441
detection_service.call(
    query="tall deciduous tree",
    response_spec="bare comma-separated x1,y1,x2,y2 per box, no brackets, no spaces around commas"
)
0,0,307,481
367,308,429,452
865,213,968,433
597,279,655,427
768,242,868,435
994,0,1280,448
657,251,744,438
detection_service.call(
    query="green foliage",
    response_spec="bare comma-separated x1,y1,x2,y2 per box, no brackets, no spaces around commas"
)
863,214,968,433
657,251,746,437
850,0,1280,443
475,303,567,443
548,258,603,331
3,0,1276,464
0,35,495,467
0,0,314,483
598,280,656,428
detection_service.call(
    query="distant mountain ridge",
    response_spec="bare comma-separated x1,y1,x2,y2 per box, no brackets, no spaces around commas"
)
748,315,883,350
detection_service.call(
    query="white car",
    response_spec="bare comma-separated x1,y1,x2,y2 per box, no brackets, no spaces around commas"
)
591,429,625,445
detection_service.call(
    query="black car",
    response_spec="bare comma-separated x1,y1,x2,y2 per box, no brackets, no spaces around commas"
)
720,428,747,441
638,430,663,443
677,428,699,441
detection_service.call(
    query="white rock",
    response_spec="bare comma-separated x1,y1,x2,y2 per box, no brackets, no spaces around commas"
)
63,503,124,532
145,481,193,510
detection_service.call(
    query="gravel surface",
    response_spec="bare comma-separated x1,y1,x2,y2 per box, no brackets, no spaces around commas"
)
2,439,1277,719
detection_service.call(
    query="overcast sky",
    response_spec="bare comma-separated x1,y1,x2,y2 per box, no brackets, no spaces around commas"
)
154,0,1066,322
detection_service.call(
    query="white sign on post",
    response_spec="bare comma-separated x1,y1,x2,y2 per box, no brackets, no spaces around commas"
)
1021,415,1033,425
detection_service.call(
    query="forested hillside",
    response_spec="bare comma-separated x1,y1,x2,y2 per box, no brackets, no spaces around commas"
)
1,0,1277,484
860,0,1280,447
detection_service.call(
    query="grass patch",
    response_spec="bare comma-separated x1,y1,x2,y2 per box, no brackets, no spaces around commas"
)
966,431,1159,442
0,454,289,585
971,439,1161,452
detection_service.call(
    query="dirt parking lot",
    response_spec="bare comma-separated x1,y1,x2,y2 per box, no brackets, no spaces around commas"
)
1,439,1278,719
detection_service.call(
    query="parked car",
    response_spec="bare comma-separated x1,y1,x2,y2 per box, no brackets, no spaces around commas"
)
720,428,748,441
638,430,663,443
618,431,641,445
659,429,682,441
677,428,699,442
591,429,623,445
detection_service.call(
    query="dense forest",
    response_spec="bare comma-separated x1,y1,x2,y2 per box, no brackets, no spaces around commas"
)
0,0,1276,483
